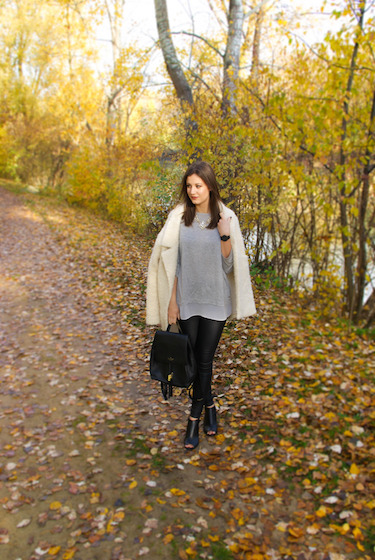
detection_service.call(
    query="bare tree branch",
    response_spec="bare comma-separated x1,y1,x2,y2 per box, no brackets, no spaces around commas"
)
289,30,375,73
207,0,227,27
182,63,222,104
171,31,224,58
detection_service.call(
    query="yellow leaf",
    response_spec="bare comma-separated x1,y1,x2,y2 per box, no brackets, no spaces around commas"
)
170,488,186,496
208,534,219,542
353,527,363,540
48,547,61,556
340,523,350,535
129,480,137,489
50,501,62,511
185,547,197,557
231,508,244,521
350,463,360,476
288,526,304,538
126,459,137,466
316,506,327,518
208,465,219,471
200,539,210,547
168,430,178,437
163,533,174,544
90,492,100,504
63,549,77,560
239,477,256,488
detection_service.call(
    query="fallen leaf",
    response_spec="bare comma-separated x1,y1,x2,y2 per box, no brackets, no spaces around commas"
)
17,519,31,528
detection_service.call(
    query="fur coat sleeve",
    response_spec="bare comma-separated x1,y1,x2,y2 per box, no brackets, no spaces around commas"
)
221,205,257,321
146,204,256,330
146,206,183,329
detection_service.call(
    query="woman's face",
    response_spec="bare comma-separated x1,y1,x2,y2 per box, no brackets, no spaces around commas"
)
186,174,211,210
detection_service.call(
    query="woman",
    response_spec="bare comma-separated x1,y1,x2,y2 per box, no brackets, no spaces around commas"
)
146,161,256,449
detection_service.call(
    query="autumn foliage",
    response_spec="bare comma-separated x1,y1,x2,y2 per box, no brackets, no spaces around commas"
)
0,0,374,324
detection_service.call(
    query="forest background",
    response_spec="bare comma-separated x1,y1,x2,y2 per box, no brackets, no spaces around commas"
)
0,0,374,328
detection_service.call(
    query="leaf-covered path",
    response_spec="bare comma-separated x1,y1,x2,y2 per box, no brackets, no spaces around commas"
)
0,185,374,560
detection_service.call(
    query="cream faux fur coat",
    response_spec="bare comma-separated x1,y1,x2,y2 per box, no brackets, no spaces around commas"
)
146,203,256,330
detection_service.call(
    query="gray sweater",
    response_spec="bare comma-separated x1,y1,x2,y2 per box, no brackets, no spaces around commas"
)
176,213,233,321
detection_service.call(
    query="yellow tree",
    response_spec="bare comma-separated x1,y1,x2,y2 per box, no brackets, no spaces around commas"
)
0,0,101,185
255,0,375,323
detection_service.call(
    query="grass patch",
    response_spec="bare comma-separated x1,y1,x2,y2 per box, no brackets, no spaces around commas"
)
364,526,375,553
126,437,151,457
151,453,167,470
210,542,234,560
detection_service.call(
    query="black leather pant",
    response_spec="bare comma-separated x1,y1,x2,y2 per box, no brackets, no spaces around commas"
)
179,316,225,419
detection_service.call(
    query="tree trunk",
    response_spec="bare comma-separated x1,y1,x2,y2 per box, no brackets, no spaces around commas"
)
105,0,123,66
222,0,244,115
154,0,193,108
106,88,122,146
354,85,375,320
250,3,266,87
338,2,366,320
105,0,126,146
362,288,375,327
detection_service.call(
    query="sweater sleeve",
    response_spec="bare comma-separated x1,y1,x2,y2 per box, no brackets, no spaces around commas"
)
222,250,233,274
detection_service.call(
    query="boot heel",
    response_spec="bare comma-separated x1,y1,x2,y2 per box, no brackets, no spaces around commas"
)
184,418,199,449
204,405,217,436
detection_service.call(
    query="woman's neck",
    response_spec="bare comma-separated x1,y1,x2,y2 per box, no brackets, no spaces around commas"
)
195,202,210,213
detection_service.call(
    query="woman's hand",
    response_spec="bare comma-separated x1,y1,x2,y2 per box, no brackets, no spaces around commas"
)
218,213,231,237
168,299,180,324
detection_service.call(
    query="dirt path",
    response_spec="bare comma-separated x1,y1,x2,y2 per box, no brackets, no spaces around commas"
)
0,186,373,560
0,188,197,560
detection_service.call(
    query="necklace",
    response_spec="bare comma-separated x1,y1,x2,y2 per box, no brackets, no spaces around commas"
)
194,214,211,230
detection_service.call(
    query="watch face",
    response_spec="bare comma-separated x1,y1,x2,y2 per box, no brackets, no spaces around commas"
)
221,235,230,241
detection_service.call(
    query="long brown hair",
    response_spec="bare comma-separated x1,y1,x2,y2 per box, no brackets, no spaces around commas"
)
179,161,222,229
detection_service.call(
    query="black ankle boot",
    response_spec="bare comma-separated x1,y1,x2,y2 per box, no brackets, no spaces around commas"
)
184,418,199,449
204,405,217,436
